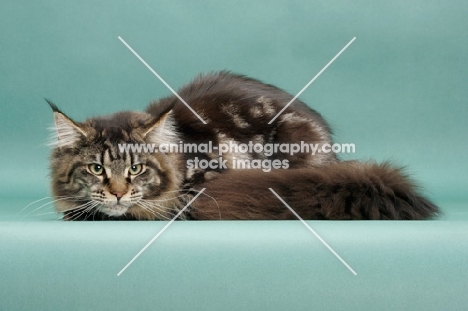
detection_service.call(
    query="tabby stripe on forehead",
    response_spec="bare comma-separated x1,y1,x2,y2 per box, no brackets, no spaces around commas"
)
103,140,119,160
102,149,112,178
120,143,132,163
129,151,135,166
100,148,106,167
119,147,127,162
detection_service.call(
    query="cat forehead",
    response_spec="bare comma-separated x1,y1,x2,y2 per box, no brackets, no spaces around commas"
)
84,144,146,163
102,148,131,168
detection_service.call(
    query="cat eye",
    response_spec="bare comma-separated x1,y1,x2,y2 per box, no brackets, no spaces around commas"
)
88,164,104,175
129,164,143,175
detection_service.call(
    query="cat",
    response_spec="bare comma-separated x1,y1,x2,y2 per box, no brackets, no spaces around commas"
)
48,71,439,220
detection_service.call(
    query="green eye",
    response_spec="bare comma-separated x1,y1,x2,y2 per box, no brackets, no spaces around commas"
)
88,164,104,175
129,164,143,175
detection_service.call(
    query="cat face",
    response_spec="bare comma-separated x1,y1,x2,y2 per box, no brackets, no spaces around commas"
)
48,102,184,220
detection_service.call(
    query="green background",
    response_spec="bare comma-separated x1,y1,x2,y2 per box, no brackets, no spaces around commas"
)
1,0,467,310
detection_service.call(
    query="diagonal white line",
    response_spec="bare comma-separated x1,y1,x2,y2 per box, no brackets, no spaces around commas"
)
117,188,206,276
268,188,357,276
268,37,356,124
118,36,207,124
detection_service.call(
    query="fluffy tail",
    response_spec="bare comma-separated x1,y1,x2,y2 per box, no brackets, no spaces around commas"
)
189,161,439,220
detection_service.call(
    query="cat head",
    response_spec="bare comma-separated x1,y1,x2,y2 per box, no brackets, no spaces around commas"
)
47,100,185,220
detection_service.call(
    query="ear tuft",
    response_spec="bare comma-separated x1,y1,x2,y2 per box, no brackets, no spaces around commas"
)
45,98,61,113
46,100,87,148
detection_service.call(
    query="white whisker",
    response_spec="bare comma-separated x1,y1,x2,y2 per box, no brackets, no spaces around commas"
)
136,201,172,220
67,201,100,221
22,196,82,217
18,196,54,216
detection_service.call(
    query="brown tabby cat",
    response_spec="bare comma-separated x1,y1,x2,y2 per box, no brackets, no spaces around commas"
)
48,71,439,220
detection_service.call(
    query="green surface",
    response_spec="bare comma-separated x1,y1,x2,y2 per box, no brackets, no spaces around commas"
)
2,210,468,310
1,0,468,310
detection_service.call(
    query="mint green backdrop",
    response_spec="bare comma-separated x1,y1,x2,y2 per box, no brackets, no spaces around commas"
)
1,1,467,310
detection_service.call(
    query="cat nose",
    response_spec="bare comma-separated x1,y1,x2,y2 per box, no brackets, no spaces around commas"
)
111,191,127,201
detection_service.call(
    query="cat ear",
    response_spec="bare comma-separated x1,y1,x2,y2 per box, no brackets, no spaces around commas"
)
46,99,87,148
143,110,177,144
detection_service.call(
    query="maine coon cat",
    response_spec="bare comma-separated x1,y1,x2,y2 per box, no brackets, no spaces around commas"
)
48,71,439,220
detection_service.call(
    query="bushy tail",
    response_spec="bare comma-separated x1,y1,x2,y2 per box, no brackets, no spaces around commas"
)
189,161,440,220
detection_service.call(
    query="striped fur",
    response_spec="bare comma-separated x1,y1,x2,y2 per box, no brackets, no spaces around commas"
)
48,72,439,220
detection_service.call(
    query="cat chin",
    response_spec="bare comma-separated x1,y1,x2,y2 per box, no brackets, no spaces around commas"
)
98,205,129,217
